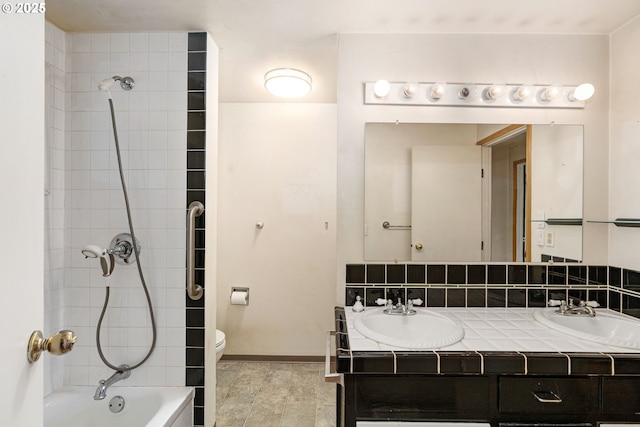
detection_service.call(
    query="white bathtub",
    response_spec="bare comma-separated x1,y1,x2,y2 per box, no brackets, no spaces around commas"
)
44,386,194,427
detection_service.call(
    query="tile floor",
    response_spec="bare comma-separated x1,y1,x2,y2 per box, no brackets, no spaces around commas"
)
215,360,337,427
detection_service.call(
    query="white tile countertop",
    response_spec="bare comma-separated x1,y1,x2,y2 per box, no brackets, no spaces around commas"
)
345,307,640,353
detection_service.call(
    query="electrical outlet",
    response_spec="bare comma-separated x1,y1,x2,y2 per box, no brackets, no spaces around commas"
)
546,231,555,247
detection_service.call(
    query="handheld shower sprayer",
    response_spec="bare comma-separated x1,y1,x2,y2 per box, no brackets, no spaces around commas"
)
82,245,115,277
98,76,135,98
81,233,140,277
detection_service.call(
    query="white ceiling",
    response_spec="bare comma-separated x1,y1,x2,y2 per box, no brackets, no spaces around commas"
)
46,0,640,103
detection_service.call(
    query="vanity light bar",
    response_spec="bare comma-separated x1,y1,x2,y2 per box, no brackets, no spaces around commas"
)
364,81,592,109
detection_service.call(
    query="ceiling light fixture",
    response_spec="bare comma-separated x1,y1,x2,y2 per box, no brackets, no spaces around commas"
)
264,68,312,98
568,83,595,101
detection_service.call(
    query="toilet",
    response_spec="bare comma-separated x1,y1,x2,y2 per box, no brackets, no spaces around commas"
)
215,329,226,362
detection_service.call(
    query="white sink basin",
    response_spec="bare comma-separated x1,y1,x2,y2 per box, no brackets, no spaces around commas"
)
354,307,464,349
534,308,640,349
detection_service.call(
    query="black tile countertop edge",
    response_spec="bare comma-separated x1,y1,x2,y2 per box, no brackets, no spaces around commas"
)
333,306,640,376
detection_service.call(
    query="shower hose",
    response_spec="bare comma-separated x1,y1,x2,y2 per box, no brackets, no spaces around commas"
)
96,98,157,372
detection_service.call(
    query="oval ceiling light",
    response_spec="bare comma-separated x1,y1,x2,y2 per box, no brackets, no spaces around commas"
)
569,83,595,101
264,68,312,98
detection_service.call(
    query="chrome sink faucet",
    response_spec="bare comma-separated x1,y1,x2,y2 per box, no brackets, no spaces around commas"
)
552,298,597,317
376,298,418,316
94,365,130,400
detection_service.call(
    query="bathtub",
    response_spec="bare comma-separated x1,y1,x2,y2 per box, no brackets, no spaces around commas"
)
44,386,194,427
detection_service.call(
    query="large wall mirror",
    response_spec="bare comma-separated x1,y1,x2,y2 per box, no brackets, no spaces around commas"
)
364,123,583,262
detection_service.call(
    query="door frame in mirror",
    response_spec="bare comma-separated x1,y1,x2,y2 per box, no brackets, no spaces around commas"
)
477,124,532,262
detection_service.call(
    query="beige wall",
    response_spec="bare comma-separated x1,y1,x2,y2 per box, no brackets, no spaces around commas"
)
610,15,640,270
216,103,337,356
337,33,611,297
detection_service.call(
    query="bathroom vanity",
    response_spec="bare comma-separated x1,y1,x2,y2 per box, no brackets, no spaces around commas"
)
332,306,640,427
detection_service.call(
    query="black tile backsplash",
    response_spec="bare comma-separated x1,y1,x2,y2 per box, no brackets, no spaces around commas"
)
426,288,445,307
346,264,365,283
407,264,425,283
426,264,446,284
344,263,640,313
624,268,640,292
386,288,405,304
508,265,526,284
589,266,608,285
548,265,567,284
488,265,506,284
507,288,526,307
366,264,385,284
528,265,546,284
186,31,206,427
447,265,466,284
610,266,622,287
365,288,385,307
447,288,466,307
568,265,587,284
487,288,506,307
386,264,405,283
467,288,486,307
468,265,486,284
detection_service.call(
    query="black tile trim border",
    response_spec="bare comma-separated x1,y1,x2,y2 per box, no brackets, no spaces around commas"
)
186,31,207,427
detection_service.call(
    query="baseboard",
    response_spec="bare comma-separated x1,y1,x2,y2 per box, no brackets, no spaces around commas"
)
220,354,326,363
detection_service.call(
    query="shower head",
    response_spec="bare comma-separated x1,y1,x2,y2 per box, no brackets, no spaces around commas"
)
98,76,135,95
81,244,105,259
81,244,115,277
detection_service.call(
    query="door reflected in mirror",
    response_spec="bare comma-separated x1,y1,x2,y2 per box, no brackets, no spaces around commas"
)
364,123,583,263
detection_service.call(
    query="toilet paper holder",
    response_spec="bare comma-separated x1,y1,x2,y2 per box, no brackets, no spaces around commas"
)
231,287,250,305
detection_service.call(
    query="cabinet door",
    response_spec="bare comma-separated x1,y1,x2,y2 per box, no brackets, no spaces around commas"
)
602,377,640,414
499,377,598,415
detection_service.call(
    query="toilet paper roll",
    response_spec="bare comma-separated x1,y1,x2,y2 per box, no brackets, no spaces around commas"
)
230,291,249,305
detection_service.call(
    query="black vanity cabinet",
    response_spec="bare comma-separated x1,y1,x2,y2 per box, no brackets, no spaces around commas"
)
340,373,640,427
334,307,640,427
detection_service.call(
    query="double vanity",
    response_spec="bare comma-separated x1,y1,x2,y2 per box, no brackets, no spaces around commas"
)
331,303,640,427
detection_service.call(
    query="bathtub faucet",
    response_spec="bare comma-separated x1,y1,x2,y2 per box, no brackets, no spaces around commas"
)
94,365,131,400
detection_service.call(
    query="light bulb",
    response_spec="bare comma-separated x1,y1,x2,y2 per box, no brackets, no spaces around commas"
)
541,84,563,101
569,83,595,101
512,85,533,102
402,82,419,98
458,84,475,99
484,84,505,101
431,82,447,100
373,80,391,98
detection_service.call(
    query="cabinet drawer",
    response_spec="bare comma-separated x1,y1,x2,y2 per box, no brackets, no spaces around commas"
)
499,377,598,414
602,377,640,414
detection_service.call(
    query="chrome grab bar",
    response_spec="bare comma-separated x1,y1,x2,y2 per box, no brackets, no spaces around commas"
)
324,330,344,385
187,201,204,300
382,220,411,230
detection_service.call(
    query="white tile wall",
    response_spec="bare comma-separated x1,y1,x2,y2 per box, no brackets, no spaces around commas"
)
45,20,67,397
62,29,187,387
